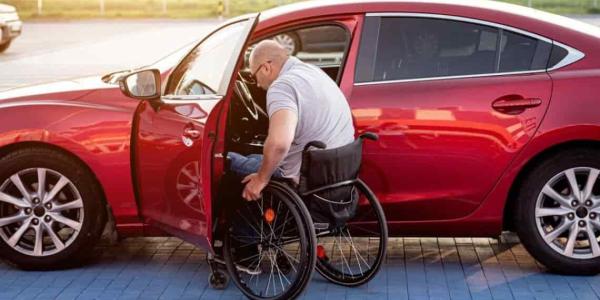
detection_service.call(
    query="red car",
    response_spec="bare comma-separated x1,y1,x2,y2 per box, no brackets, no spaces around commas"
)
0,0,599,275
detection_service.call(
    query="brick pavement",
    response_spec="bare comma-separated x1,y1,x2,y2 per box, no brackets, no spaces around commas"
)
0,236,598,300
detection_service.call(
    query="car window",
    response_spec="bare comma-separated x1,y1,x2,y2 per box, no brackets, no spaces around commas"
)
356,16,552,83
245,24,349,82
167,20,248,96
547,44,569,68
499,30,552,72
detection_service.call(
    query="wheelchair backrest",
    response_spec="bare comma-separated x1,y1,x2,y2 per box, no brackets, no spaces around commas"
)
298,136,363,195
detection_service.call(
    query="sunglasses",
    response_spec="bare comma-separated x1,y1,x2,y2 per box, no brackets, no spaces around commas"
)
247,60,272,84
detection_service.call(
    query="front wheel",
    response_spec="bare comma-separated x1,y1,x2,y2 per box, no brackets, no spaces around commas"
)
0,148,106,269
516,149,600,275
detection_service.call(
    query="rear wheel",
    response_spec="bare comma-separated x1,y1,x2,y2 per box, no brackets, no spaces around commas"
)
0,148,106,269
315,179,388,286
516,148,600,275
223,182,316,299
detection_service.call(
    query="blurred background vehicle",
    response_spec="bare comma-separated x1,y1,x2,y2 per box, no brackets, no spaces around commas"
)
0,3,22,53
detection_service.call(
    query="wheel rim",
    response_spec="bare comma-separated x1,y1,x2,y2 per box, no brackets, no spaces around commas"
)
316,183,386,283
0,168,84,257
272,34,296,55
226,189,308,299
536,167,600,259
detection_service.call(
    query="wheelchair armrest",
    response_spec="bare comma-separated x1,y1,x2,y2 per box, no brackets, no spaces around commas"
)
303,140,327,152
359,132,379,141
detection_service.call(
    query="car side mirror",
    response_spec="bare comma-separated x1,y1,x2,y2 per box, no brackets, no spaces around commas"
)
119,69,161,100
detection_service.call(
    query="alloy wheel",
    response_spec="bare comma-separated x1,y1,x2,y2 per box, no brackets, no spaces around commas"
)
536,167,600,259
0,168,84,257
272,34,297,55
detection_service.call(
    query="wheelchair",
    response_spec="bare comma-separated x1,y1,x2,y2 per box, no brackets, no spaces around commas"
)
210,132,388,299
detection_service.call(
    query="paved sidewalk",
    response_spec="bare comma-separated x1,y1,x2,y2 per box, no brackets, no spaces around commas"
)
0,236,598,300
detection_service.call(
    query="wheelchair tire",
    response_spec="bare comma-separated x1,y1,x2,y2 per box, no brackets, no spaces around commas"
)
223,181,316,300
315,179,388,286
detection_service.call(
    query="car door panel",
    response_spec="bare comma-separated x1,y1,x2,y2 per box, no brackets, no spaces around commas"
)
352,73,551,221
134,15,259,248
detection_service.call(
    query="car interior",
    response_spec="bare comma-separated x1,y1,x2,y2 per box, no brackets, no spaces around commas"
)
224,24,350,158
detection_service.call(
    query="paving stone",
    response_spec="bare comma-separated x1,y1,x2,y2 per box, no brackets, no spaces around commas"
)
0,237,597,299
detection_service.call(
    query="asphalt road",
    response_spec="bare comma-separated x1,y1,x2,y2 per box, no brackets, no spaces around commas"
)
0,19,220,91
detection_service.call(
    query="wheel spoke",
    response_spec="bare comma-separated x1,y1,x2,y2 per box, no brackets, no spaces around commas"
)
586,222,600,257
50,213,81,231
0,213,28,227
343,228,370,273
0,192,29,208
336,233,352,276
50,198,83,212
536,207,572,218
583,169,600,201
269,243,300,265
563,223,579,257
44,223,65,251
43,176,69,204
33,225,44,256
10,174,31,203
37,168,46,200
565,169,581,201
592,196,600,209
8,219,31,247
542,185,572,208
237,211,262,239
544,220,574,243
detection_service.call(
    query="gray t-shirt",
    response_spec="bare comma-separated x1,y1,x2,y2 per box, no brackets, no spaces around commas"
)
267,57,355,181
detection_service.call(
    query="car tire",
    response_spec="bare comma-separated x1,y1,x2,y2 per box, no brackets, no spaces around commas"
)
272,33,301,55
0,147,106,270
0,40,11,53
516,148,600,275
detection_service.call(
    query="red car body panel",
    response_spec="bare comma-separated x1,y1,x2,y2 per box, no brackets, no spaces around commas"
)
0,84,141,226
1,1,600,242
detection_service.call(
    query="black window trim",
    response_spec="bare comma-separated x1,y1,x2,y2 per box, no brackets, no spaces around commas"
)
354,12,584,86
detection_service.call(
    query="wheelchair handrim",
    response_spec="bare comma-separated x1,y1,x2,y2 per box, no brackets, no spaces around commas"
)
223,183,316,299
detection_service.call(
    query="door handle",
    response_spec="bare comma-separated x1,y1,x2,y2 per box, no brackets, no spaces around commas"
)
184,128,202,139
492,96,542,114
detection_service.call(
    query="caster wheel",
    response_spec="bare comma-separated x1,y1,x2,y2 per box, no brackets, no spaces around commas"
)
208,270,229,290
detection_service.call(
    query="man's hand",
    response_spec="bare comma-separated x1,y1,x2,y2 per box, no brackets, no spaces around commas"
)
242,173,269,201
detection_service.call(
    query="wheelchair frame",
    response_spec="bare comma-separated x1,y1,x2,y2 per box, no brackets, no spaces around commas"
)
206,132,387,299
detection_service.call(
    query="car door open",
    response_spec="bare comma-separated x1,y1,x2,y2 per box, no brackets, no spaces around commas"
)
133,14,259,249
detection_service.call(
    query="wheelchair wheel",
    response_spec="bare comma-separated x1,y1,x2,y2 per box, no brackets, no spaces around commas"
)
223,182,316,300
315,179,388,286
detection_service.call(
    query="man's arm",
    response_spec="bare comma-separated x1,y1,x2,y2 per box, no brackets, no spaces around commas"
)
258,109,297,180
242,109,297,200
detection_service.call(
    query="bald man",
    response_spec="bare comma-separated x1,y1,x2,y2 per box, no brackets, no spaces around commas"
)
230,40,355,201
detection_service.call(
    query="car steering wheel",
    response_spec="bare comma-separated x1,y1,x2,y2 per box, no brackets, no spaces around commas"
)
234,74,267,120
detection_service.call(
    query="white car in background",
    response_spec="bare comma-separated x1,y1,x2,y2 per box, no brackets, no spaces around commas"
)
0,3,21,53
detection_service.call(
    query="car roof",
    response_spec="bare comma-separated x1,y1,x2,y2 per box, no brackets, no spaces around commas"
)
258,0,600,40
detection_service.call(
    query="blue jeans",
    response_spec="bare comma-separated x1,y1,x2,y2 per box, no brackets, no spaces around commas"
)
227,152,284,178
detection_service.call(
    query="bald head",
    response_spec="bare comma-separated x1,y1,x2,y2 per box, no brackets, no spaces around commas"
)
249,40,289,71
248,40,290,89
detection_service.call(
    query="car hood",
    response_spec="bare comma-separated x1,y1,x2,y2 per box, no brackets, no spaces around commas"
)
0,76,116,102
0,4,16,13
